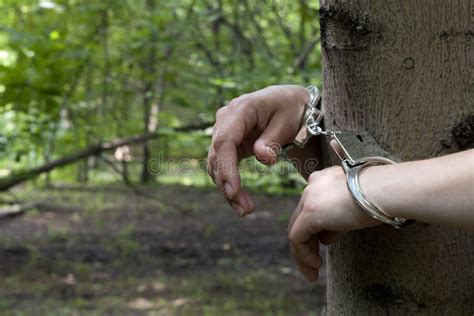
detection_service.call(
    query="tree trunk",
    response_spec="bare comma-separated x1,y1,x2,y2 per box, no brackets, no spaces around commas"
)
320,0,474,314
100,8,110,122
141,0,158,184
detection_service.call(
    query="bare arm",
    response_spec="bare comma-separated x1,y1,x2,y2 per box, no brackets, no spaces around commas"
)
361,149,474,231
287,149,474,282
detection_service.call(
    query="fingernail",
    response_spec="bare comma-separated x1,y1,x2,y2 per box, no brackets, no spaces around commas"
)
224,182,234,199
266,144,279,156
231,202,245,217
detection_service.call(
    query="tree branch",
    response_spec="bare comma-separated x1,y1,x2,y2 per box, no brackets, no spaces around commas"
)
292,33,320,71
0,123,212,192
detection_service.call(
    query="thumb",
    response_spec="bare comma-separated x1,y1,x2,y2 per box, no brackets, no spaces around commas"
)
253,114,300,165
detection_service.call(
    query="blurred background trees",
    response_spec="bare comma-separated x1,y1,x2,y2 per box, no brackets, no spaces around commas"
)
0,2,326,314
0,0,322,189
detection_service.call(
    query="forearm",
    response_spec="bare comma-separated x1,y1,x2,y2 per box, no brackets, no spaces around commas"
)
361,149,474,231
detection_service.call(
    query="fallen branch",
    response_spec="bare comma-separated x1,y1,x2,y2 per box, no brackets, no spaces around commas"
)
0,202,85,220
0,204,30,219
0,123,212,192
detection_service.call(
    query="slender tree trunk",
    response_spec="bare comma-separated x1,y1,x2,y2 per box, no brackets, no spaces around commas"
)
100,8,110,121
141,0,158,184
320,0,474,314
298,0,309,80
76,158,89,184
81,65,94,183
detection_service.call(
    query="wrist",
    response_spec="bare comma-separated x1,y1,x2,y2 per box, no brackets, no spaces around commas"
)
358,164,402,219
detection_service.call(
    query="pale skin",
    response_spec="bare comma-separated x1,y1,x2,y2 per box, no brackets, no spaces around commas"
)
207,85,474,282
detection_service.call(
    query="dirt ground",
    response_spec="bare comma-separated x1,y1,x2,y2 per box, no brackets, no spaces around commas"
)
0,184,326,315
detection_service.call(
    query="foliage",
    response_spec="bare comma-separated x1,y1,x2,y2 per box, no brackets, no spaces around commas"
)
0,0,322,187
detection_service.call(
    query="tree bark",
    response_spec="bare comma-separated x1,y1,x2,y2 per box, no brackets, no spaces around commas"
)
320,0,474,314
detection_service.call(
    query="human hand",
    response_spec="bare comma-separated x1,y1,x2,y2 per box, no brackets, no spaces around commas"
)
207,85,310,217
287,166,380,282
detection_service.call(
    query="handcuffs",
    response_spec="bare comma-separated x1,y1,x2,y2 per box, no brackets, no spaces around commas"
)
290,86,414,229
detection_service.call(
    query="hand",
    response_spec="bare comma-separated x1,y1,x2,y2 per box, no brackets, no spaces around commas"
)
207,85,310,216
287,166,380,282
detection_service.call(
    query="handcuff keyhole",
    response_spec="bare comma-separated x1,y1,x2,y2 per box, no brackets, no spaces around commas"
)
357,135,364,142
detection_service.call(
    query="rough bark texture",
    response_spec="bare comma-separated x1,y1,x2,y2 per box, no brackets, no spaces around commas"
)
320,0,474,314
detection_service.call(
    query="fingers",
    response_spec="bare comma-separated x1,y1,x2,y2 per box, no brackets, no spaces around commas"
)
208,102,260,216
253,113,298,165
288,199,323,282
288,212,321,249
207,147,216,184
230,189,255,217
210,103,257,203
240,189,256,214
287,196,304,233
212,137,241,199
210,131,255,216
291,235,321,268
290,241,319,282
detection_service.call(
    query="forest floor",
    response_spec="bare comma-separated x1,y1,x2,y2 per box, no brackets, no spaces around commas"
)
0,184,326,315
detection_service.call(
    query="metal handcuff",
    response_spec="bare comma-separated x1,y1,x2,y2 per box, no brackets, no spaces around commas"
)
290,86,414,229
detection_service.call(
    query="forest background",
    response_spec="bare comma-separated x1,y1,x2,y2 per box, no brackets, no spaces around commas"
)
0,1,326,314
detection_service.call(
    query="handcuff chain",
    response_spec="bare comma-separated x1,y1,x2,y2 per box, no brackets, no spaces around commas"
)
305,108,341,138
